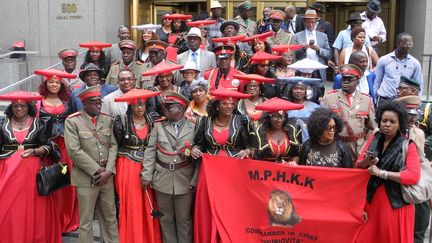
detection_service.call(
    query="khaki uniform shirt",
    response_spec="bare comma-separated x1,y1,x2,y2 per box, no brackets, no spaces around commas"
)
267,29,294,47
233,15,257,37
105,60,144,86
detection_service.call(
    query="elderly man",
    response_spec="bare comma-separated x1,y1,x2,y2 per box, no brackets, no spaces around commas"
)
177,27,216,79
141,91,197,243
267,10,293,47
282,5,304,34
322,64,376,158
65,85,119,243
71,63,117,112
332,12,372,68
257,7,272,34
205,0,225,39
308,2,335,47
105,39,144,86
374,32,423,107
58,48,83,89
105,25,131,64
293,10,331,83
102,69,136,117
361,0,386,53
136,40,176,89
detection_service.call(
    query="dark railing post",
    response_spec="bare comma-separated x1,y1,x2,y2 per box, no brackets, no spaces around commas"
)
422,54,432,100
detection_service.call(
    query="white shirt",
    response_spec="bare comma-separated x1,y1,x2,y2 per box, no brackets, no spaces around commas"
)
305,30,319,62
187,49,201,70
101,89,127,117
358,70,370,95
360,11,386,47
288,14,297,34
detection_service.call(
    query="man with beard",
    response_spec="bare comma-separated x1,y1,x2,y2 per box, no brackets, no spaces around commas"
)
266,10,293,47
257,7,272,34
65,85,119,243
105,40,144,86
137,40,177,89
58,48,83,89
322,64,376,158
374,32,423,107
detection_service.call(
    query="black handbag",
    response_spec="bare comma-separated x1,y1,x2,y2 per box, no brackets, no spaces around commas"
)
36,143,70,196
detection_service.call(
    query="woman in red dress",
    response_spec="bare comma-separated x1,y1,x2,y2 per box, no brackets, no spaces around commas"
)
355,101,420,243
113,89,162,243
35,69,80,233
0,91,62,242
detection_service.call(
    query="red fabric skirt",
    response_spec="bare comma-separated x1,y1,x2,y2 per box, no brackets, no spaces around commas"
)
51,136,79,232
115,156,162,243
0,152,62,243
355,185,414,243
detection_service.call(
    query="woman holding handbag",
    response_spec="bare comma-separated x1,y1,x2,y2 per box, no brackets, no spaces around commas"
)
355,101,420,243
0,91,62,242
34,69,80,233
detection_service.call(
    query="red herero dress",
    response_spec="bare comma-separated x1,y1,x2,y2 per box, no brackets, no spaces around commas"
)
355,136,420,243
0,118,62,242
45,103,80,232
114,124,162,243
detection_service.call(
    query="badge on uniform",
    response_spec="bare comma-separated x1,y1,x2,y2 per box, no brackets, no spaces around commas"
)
231,79,240,87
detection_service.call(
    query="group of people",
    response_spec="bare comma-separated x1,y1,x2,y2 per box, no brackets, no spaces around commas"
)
0,0,429,243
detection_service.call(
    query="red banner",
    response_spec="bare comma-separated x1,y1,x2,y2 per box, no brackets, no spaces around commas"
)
195,154,370,243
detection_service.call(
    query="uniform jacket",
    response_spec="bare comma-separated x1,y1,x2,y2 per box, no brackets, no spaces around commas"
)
70,84,117,112
141,118,198,195
194,114,257,157
105,60,144,86
254,123,302,162
64,111,118,186
267,29,294,47
177,49,217,79
203,67,245,93
233,16,257,37
113,113,155,163
39,100,73,138
293,30,331,82
0,117,52,159
322,89,376,144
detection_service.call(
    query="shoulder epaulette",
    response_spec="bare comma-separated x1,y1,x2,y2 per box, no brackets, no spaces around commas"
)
360,92,371,97
154,117,167,123
99,112,110,116
67,111,81,118
136,60,144,65
327,90,338,94
111,61,120,66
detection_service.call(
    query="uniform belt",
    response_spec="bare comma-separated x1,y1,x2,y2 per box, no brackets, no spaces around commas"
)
3,144,38,151
156,158,190,171
98,159,108,167
339,131,366,142
124,145,146,150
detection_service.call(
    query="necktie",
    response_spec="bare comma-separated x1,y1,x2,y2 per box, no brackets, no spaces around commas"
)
192,52,198,67
173,123,179,136
91,117,97,125
346,94,352,106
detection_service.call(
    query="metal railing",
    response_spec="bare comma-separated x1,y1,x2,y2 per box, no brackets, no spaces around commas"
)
0,51,39,59
0,51,86,95
423,54,432,100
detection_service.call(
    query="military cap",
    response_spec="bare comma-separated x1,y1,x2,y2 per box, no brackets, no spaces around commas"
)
118,39,137,50
269,10,286,21
237,1,252,11
340,64,364,79
146,40,169,51
164,91,190,107
400,76,421,90
394,95,422,115
213,45,235,58
58,48,78,59
76,85,101,101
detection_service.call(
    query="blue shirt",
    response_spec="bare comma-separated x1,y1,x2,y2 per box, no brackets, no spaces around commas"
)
373,51,423,99
333,28,371,50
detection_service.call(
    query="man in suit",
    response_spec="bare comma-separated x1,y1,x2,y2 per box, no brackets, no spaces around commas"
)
70,63,117,112
267,10,293,47
141,91,198,243
282,5,304,34
105,39,144,86
322,64,376,158
308,2,335,48
177,27,217,81
293,9,331,83
65,85,119,243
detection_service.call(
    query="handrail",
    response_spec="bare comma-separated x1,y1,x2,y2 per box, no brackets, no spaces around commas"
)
0,50,86,94
422,54,432,100
0,51,39,59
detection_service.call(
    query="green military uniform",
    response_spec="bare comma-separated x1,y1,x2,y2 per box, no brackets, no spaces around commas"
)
64,86,119,243
233,1,257,38
322,89,376,158
141,92,197,243
105,60,144,86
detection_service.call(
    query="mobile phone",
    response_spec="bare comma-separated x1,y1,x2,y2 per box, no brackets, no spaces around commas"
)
366,151,375,159
309,39,315,46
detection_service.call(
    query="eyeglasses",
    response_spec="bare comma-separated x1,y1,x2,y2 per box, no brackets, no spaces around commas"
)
401,42,414,48
326,125,337,131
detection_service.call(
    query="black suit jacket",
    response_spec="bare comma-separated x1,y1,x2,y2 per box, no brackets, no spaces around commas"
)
294,15,304,33
315,18,334,48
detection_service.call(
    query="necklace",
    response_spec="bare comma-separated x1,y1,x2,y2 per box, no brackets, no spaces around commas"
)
246,98,260,106
13,116,29,126
214,118,230,127
133,118,146,128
